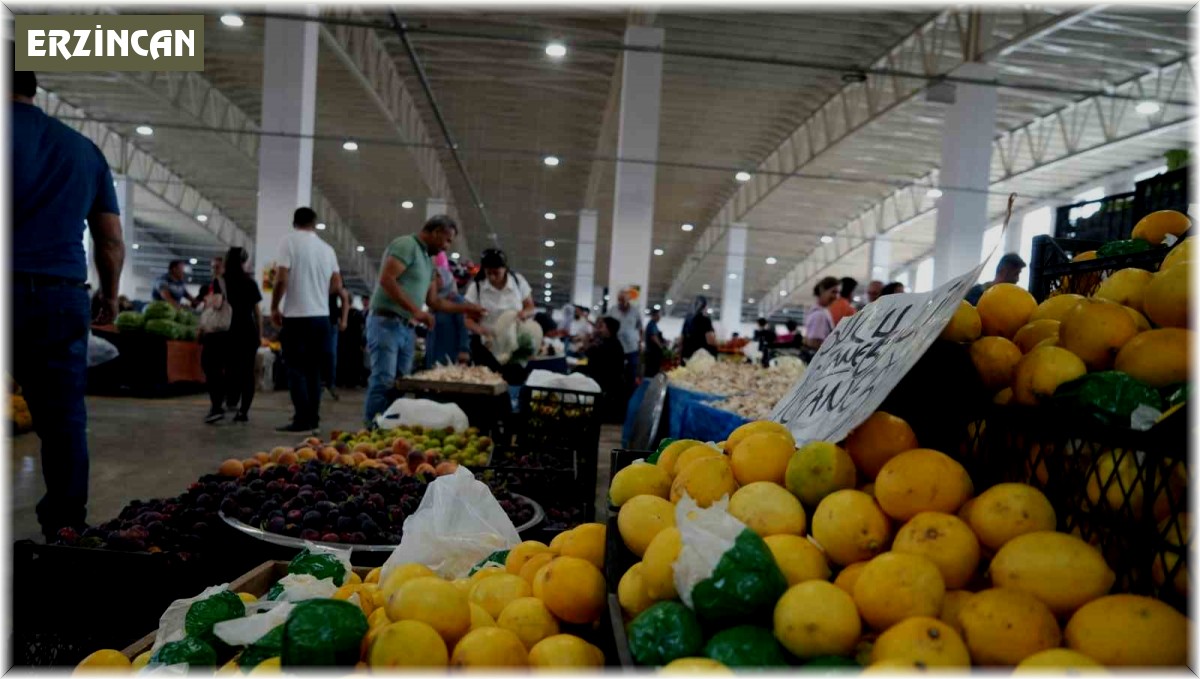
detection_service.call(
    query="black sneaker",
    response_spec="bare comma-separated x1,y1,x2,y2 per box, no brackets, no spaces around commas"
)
233,412,249,423
276,421,317,433
205,409,225,424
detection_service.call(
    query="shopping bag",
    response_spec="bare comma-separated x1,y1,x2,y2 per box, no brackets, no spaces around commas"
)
381,466,521,581
86,332,119,368
375,397,469,432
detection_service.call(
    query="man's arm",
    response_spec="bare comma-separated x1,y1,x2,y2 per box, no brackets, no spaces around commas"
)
378,257,432,327
428,280,485,321
330,272,351,331
87,213,124,324
159,285,180,308
270,267,289,327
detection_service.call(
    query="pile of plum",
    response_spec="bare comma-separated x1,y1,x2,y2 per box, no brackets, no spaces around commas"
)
54,459,536,553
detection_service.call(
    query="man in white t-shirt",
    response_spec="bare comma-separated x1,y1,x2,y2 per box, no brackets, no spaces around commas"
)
269,207,346,433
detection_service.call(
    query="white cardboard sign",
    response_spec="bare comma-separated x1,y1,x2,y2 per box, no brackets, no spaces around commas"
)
770,263,984,445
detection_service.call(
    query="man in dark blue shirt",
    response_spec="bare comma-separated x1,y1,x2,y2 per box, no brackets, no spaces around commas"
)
152,259,196,307
12,64,125,541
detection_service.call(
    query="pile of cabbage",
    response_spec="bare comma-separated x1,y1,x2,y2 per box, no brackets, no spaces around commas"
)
121,302,198,341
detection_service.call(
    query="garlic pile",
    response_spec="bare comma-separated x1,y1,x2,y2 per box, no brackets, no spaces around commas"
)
668,360,806,420
410,364,506,385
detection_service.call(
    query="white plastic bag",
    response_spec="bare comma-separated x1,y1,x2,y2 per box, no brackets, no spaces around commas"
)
269,573,339,602
375,397,469,432
672,494,744,609
87,331,119,367
256,346,275,392
525,369,601,394
382,466,521,581
150,584,230,654
213,601,294,647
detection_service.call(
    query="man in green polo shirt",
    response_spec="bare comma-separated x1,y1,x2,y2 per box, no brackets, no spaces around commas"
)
364,215,484,425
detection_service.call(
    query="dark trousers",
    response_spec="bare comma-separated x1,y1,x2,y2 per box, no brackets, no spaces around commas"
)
322,323,338,389
12,277,90,538
201,331,257,415
282,316,331,427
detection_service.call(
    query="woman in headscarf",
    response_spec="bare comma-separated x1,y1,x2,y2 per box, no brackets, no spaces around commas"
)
424,252,471,367
680,295,718,362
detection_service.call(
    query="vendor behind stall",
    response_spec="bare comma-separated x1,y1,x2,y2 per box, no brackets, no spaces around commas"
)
578,316,626,422
464,249,534,382
681,295,718,362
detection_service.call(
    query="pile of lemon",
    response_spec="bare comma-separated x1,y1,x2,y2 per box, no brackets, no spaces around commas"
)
950,211,1191,408
610,418,1190,670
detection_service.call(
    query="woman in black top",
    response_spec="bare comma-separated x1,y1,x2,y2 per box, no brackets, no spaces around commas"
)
201,247,263,423
680,295,718,362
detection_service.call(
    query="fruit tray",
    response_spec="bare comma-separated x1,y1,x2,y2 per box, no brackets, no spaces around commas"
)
119,560,374,659
219,492,545,553
955,403,1189,611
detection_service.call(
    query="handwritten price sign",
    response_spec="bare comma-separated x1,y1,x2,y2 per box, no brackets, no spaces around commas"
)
770,264,984,445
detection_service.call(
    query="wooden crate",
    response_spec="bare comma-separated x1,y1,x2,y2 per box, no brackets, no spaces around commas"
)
120,561,373,659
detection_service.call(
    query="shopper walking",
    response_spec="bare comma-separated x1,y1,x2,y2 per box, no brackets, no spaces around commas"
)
364,215,483,426
804,276,841,351
269,207,345,433
865,280,884,303
610,288,643,388
643,307,665,378
194,256,225,307
12,65,125,540
323,287,350,401
200,247,263,424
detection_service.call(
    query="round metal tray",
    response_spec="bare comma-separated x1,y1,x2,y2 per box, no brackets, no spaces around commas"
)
219,492,544,553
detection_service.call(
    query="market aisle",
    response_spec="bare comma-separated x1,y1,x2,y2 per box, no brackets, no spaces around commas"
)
10,389,622,543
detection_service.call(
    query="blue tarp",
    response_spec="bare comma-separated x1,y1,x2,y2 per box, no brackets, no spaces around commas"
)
623,381,750,448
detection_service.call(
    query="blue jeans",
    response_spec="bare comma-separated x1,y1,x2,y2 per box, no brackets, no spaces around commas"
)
12,277,90,538
282,316,331,427
365,314,415,425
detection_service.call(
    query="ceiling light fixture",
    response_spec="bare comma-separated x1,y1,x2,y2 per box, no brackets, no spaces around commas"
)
544,239,555,247
927,188,943,198
780,290,788,296
543,155,560,166
220,13,244,27
665,299,674,306
545,42,567,58
315,222,326,230
681,223,694,232
653,304,662,311
544,283,552,289
355,245,366,252
735,171,752,182
131,243,140,250
1136,100,1162,115
653,248,664,256
135,125,153,136
342,140,359,151
747,298,755,304
765,256,777,264
544,272,553,279
188,258,198,265
401,200,414,209
544,212,556,220
821,235,834,244
545,259,554,266
728,273,738,279
604,295,611,301
702,284,711,290
196,214,208,223
451,252,460,260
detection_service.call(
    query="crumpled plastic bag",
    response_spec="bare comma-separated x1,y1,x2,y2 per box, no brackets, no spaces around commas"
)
213,601,294,647
87,331,119,368
269,574,339,602
382,466,521,581
375,397,469,432
150,584,230,654
526,369,601,394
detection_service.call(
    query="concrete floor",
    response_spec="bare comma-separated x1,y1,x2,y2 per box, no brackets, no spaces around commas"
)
10,388,622,542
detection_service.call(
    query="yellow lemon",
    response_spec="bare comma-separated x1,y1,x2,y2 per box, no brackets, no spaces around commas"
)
812,490,891,566
247,657,280,674
618,494,677,557
236,591,258,604
656,439,701,479
368,620,449,668
610,463,672,506
990,531,1116,617
833,561,867,595
892,512,980,590
450,627,529,668
958,587,1062,665
730,432,795,486
1065,594,1188,666
468,572,533,620
871,617,970,667
507,541,552,575
641,527,682,600
558,522,605,569
940,301,982,343
528,634,604,668
729,481,807,537
773,580,862,658
1114,328,1191,388
548,529,571,555
1059,300,1138,371
660,657,731,673
785,441,857,507
1144,262,1190,328
1161,237,1191,271
1014,648,1104,672
518,552,555,586
365,566,382,584
76,649,131,671
469,602,496,630
1094,268,1155,312
497,597,560,650
670,455,738,507
726,420,794,452
617,563,656,619
970,336,1023,392
1030,293,1085,323
978,283,1037,338
1011,345,1086,406
672,444,723,477
939,590,973,636
388,576,471,645
844,411,919,480
131,651,152,670
537,556,606,625
874,449,973,521
1012,319,1061,354
381,562,437,597
764,534,830,586
1132,209,1191,245
965,483,1056,552
854,552,946,631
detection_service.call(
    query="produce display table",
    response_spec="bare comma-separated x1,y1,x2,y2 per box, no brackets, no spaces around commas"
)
87,328,205,397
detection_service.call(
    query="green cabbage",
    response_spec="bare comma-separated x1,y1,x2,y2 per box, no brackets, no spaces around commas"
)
143,301,176,320
114,311,145,331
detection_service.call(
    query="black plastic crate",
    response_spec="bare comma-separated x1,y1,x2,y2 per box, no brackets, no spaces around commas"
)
954,405,1189,612
603,449,652,668
1028,235,1175,302
1054,192,1137,242
517,385,602,448
1134,166,1189,218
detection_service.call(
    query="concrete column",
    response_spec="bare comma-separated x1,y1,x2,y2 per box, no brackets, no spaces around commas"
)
253,10,318,298
573,209,598,309
933,62,999,286
606,25,663,299
866,237,891,286
720,223,747,336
